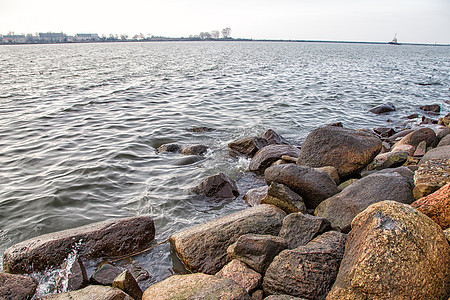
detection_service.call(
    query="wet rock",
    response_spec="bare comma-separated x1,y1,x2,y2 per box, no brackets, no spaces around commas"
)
438,113,450,127
180,144,208,155
261,182,306,214
405,113,419,119
438,134,450,147
0,273,37,300
369,102,395,114
337,178,358,191
142,273,250,300
297,126,382,178
56,256,88,292
413,159,450,199
189,126,215,132
262,129,290,145
192,172,239,199
170,205,286,274
3,216,155,274
278,213,331,249
420,145,450,164
265,164,339,209
263,231,346,299
419,104,440,113
315,172,414,232
229,136,268,157
42,285,133,300
228,234,288,273
391,127,436,153
90,262,122,286
216,259,262,294
364,151,409,171
112,270,143,300
420,116,438,124
327,201,450,300
249,145,300,173
243,186,269,207
373,127,396,138
411,182,450,229
316,166,340,185
157,143,181,153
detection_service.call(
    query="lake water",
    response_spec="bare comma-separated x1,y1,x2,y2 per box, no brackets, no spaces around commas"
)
0,41,449,294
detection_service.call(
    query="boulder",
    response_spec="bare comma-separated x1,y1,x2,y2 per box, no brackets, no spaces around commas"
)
189,126,215,133
391,144,415,155
90,262,122,286
375,166,415,186
364,151,409,171
327,201,450,300
169,205,286,274
56,256,88,292
263,231,347,299
192,172,239,199
392,127,436,153
265,164,339,209
411,183,450,229
229,136,268,157
227,234,288,273
180,144,208,155
438,134,450,147
243,186,269,207
314,172,414,232
0,273,37,300
216,259,262,294
156,143,181,153
419,104,440,113
3,216,155,274
262,129,290,145
369,102,395,114
278,213,331,249
42,285,132,300
413,140,427,156
297,126,382,178
420,145,450,164
142,273,250,300
249,145,300,173
112,270,143,300
387,129,414,143
413,159,450,199
261,182,306,214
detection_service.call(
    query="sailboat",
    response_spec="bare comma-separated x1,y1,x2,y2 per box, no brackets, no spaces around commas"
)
388,33,399,45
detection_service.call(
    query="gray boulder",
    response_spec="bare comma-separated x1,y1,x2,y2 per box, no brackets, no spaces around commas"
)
261,182,306,214
265,164,339,209
249,145,300,173
263,231,347,299
420,145,450,164
0,273,37,300
192,172,239,199
170,205,286,274
3,216,155,274
278,213,331,249
314,172,414,232
297,126,382,178
438,134,450,147
327,201,450,299
228,234,288,273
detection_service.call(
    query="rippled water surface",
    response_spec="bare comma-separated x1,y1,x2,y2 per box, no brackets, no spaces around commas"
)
0,41,449,294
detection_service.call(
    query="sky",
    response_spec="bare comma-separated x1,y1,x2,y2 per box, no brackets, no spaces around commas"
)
1,0,449,44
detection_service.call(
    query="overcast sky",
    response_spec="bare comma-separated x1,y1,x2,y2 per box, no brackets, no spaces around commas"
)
1,0,449,43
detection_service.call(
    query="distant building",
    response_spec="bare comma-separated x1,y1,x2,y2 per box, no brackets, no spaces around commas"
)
75,33,100,42
2,34,26,43
39,32,66,42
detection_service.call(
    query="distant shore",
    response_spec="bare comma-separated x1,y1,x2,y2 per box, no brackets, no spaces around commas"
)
1,37,449,47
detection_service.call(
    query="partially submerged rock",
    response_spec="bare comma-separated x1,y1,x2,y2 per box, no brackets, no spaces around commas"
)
142,273,250,300
369,102,395,114
3,216,155,274
56,256,88,292
419,104,440,113
0,272,37,300
169,205,286,274
263,231,347,299
229,136,268,157
192,172,239,199
327,201,450,299
249,145,300,173
216,259,262,294
42,285,132,300
297,126,382,178
265,164,339,209
90,262,122,286
262,129,290,145
261,182,306,214
180,144,208,155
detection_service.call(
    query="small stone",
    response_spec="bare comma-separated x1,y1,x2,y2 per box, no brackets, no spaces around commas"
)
373,127,396,138
216,259,262,294
251,289,264,300
391,144,415,155
90,262,122,286
280,155,298,163
405,113,419,119
337,178,358,191
413,140,427,157
392,127,436,153
261,182,306,214
157,143,182,153
420,116,438,124
419,104,440,113
0,273,37,300
243,186,269,207
192,172,239,199
413,158,450,199
189,126,215,132
112,270,143,300
437,134,450,147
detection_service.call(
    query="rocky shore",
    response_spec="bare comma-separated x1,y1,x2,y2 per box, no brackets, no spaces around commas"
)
1,105,450,299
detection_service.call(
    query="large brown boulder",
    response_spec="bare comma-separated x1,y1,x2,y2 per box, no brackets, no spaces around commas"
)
297,127,382,178
169,205,286,274
265,164,339,209
327,201,450,300
192,172,239,199
263,231,347,299
42,285,132,300
249,145,300,173
3,216,155,274
314,172,414,232
0,273,37,300
392,127,436,153
411,183,450,229
142,273,250,300
420,145,450,164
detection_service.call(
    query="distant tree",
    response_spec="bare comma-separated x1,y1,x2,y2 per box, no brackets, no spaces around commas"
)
222,28,231,39
199,32,211,39
210,30,220,39
120,34,128,41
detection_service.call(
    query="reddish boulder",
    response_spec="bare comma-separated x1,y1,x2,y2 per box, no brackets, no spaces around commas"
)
411,183,450,230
